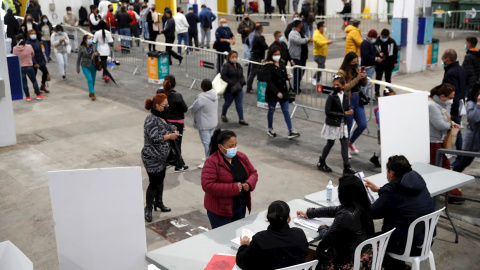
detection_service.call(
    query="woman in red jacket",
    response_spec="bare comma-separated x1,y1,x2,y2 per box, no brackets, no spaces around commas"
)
201,129,258,229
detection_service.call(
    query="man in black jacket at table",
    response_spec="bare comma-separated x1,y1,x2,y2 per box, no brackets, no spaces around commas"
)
161,10,183,66
364,155,435,270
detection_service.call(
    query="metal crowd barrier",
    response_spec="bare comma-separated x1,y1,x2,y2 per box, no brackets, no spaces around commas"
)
110,33,146,75
61,25,80,52
227,13,290,36
433,10,480,39
184,45,226,90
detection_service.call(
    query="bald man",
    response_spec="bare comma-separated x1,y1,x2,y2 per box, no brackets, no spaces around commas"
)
214,18,235,73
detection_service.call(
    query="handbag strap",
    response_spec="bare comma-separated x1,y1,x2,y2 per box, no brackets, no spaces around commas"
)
430,98,453,128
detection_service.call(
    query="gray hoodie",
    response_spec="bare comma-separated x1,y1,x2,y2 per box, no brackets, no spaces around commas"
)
428,95,451,143
189,89,218,130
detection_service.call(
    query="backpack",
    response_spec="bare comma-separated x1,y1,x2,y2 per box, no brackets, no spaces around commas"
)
203,12,212,28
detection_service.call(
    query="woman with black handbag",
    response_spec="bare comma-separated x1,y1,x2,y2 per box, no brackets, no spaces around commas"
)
142,93,180,222
337,52,367,158
220,51,249,126
264,46,299,139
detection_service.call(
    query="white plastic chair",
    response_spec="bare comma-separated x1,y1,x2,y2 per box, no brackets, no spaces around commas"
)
276,260,319,270
387,207,445,270
353,228,395,270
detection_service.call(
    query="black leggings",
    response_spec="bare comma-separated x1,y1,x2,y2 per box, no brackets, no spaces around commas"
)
34,65,49,85
453,156,475,173
321,138,349,166
278,5,286,14
147,169,166,191
149,31,159,51
100,56,108,76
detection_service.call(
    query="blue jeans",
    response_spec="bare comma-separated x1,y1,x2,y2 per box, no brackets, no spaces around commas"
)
362,66,375,96
177,32,189,54
347,93,367,143
222,90,244,121
21,66,40,97
81,65,97,94
267,100,292,130
118,28,131,47
303,21,313,38
198,128,215,159
207,206,247,229
43,40,51,59
142,21,149,40
292,59,306,93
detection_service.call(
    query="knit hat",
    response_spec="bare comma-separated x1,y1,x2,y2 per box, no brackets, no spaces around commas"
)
368,29,378,38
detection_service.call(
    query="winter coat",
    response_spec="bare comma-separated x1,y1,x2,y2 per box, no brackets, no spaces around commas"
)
237,19,255,43
76,44,97,70
189,89,219,130
236,224,309,270
324,91,349,127
463,100,480,151
25,38,46,66
344,25,362,56
371,170,435,249
250,31,268,60
4,12,20,40
162,17,176,39
141,113,174,173
201,150,258,217
116,11,133,29
26,3,42,22
21,22,38,40
199,8,216,28
337,67,367,100
269,41,292,63
156,90,188,121
277,0,286,6
306,206,373,266
313,29,328,56
462,49,480,87
288,29,309,60
264,61,289,103
215,26,234,52
185,12,200,34
442,61,466,117
173,12,189,34
428,95,452,143
374,37,398,68
221,62,246,94
37,20,53,41
360,39,378,67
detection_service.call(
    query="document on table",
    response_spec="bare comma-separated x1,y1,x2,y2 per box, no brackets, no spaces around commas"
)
231,228,256,249
356,171,376,203
294,217,332,231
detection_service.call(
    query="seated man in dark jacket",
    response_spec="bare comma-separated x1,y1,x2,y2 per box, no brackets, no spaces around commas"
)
236,200,308,270
364,155,435,270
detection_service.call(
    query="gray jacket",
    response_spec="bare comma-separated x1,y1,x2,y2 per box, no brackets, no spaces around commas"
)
463,101,480,151
428,95,451,143
189,89,218,130
288,29,308,60
51,32,70,54
76,45,97,71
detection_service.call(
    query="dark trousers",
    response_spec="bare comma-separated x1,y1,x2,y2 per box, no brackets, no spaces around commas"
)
167,121,185,169
100,56,108,76
130,23,140,46
149,31,159,51
222,89,244,120
21,66,41,97
453,156,475,172
321,137,349,166
235,5,242,21
264,4,272,18
246,58,261,90
166,36,182,65
216,53,227,73
430,143,450,169
207,205,247,229
292,59,306,93
34,65,49,85
375,65,393,96
188,32,198,51
146,168,167,205
278,5,286,14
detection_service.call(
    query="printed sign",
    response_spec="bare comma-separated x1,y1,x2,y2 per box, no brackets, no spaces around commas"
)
200,60,215,69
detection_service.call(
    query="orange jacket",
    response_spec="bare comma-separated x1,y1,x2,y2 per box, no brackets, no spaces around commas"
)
127,10,138,25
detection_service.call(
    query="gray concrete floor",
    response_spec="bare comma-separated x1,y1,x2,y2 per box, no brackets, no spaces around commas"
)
0,21,479,269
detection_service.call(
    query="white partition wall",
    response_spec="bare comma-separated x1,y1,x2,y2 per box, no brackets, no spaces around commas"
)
379,92,430,172
0,241,33,270
48,167,147,270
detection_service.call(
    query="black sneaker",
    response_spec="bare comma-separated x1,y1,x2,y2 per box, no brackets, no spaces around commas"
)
370,153,381,168
317,162,332,172
267,129,277,137
287,130,300,139
343,164,356,175
174,166,189,173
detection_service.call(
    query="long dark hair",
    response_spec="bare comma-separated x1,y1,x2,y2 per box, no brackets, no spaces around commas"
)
98,20,108,42
467,82,480,102
266,46,281,62
338,175,375,236
338,52,358,82
163,75,176,96
209,129,237,155
266,200,290,229
226,51,238,63
429,83,455,98
80,34,90,47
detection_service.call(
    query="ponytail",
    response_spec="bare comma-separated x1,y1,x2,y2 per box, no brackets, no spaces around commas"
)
145,98,154,110
15,34,25,45
266,201,290,230
429,83,455,98
163,75,176,96
208,128,237,155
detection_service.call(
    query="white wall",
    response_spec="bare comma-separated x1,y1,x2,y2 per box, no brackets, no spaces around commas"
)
36,0,92,25
0,18,17,148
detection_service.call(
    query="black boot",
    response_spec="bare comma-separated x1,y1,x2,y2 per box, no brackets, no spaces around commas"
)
370,153,381,168
343,164,356,175
154,181,171,212
317,157,332,172
145,189,156,222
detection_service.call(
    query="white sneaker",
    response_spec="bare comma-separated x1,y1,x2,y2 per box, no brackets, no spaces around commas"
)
198,162,204,169
202,158,206,161
348,143,359,154
348,151,352,159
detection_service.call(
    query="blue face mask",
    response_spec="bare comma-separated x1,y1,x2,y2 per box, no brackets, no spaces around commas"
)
465,44,468,51
370,38,376,44
293,17,300,21
441,61,447,68
43,19,48,23
30,35,37,40
222,24,228,28
279,36,285,43
221,145,237,158
380,38,388,42
87,39,93,45
57,31,63,35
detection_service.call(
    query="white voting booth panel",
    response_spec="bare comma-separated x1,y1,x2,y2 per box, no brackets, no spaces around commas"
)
0,241,33,270
48,167,147,270
379,92,430,172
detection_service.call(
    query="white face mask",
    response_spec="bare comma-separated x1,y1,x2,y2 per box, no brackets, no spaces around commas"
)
231,58,237,63
445,99,453,106
272,55,281,62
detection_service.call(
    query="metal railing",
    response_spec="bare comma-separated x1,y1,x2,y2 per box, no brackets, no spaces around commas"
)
184,46,227,90
434,10,480,39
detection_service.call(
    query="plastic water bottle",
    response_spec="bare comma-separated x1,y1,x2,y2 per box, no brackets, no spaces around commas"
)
326,180,333,202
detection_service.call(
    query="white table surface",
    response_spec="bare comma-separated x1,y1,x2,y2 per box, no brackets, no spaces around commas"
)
146,199,331,270
304,163,475,207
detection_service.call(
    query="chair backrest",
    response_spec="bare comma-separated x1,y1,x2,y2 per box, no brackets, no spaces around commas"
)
353,228,395,270
276,260,319,270
396,207,445,260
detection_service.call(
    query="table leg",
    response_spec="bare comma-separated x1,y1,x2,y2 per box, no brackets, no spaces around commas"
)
442,192,459,244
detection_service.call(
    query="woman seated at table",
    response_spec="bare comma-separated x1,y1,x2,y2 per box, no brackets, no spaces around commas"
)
201,129,258,229
297,175,374,270
236,200,309,270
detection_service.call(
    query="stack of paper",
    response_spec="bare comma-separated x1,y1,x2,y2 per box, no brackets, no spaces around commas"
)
230,228,256,249
294,217,332,231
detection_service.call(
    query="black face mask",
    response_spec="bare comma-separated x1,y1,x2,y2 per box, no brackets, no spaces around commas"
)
109,8,113,12
151,8,155,11
27,18,33,22
333,87,342,93
245,17,249,21
351,63,359,69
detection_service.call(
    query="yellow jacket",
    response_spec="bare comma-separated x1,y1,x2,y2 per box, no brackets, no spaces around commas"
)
3,0,15,13
313,29,328,56
344,25,362,56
